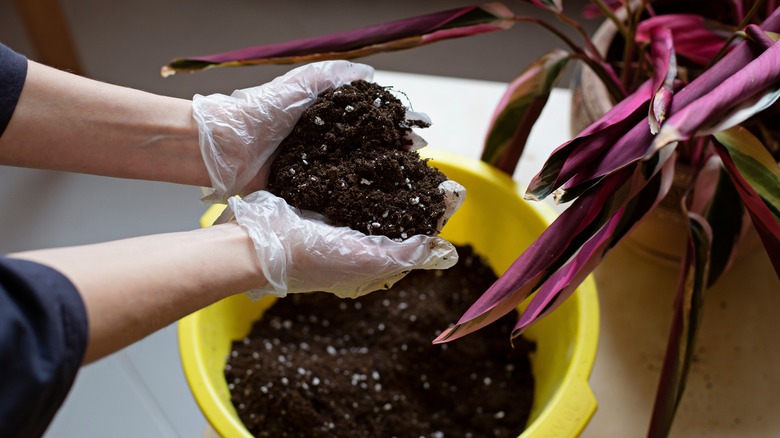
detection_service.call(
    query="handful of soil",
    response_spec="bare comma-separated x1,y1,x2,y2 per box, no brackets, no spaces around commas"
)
268,80,451,240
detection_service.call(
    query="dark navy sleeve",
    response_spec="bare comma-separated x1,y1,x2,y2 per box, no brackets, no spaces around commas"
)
0,258,89,438
0,43,28,138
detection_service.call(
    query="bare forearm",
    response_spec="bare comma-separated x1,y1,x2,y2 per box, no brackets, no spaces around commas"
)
9,223,264,363
0,60,210,186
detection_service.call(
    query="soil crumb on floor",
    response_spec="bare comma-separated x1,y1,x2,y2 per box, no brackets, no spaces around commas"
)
226,245,536,437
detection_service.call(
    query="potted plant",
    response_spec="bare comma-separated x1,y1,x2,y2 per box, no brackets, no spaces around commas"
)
164,1,780,436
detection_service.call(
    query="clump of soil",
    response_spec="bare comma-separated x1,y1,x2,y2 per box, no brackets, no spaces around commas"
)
268,80,449,240
226,245,536,437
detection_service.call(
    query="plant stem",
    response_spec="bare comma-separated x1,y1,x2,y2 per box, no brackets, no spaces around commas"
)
732,0,746,22
513,16,625,101
513,16,585,55
590,0,629,37
620,41,636,92
555,13,607,61
706,0,768,68
619,2,642,91
572,53,626,102
741,0,769,25
632,45,651,91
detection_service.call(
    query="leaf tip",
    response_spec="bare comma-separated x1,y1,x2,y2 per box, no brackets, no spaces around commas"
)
552,188,566,204
160,65,176,78
644,125,680,160
432,326,456,344
523,192,540,202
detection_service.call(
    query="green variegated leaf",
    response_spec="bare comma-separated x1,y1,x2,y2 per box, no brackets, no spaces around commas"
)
481,49,570,175
714,144,780,280
713,126,780,218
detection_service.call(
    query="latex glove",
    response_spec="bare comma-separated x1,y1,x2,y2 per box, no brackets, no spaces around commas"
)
227,191,459,300
193,61,375,202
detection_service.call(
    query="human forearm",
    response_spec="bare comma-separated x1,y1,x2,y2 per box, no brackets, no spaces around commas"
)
0,60,210,186
9,223,264,363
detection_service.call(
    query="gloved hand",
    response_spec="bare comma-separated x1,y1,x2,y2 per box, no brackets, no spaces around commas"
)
193,61,375,202
227,191,460,300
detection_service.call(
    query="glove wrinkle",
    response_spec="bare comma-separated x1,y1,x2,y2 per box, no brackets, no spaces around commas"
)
229,191,458,300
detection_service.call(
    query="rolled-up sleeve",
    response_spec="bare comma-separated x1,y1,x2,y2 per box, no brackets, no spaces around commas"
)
0,258,89,437
0,43,28,138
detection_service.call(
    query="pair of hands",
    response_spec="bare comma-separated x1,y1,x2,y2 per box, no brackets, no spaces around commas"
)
192,61,463,299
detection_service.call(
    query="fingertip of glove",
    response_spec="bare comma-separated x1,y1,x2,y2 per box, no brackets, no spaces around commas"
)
436,180,466,232
422,239,458,270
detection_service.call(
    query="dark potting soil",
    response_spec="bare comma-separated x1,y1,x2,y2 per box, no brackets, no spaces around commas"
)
226,245,536,438
267,80,449,240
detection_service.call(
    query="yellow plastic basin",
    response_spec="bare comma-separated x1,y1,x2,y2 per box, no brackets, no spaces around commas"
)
179,149,599,437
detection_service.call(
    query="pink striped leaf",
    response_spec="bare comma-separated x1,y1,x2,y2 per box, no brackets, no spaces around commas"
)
520,0,563,14
636,14,730,65
433,166,633,343
433,146,678,343
713,126,780,219
511,155,676,336
559,8,780,193
423,8,780,346
743,23,780,47
481,49,570,175
648,27,677,134
703,166,745,286
713,127,780,277
581,0,623,19
511,213,623,336
649,40,780,157
161,3,514,76
649,212,712,438
525,80,653,201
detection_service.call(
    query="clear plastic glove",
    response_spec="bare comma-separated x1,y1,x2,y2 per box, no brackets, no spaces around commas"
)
193,61,375,202
227,191,459,300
